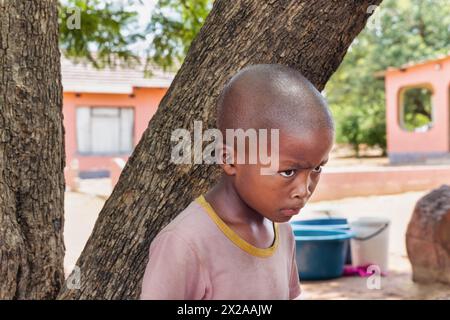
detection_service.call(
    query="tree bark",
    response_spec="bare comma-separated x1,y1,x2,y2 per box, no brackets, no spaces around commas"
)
0,1,65,299
58,0,382,299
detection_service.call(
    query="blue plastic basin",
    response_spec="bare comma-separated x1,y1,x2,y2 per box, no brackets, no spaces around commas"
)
291,218,352,264
291,218,349,230
293,228,354,280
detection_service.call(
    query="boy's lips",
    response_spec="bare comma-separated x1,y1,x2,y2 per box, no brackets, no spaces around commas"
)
280,207,302,216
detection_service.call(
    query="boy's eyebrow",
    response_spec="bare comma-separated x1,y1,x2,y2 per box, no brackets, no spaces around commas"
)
282,158,329,168
309,158,329,167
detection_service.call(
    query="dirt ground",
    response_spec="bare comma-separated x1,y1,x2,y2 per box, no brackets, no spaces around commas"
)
64,183,450,300
299,259,450,300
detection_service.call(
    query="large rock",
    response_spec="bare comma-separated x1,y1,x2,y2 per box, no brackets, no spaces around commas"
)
406,185,450,284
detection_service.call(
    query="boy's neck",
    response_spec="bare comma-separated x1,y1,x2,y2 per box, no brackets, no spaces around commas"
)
204,175,267,226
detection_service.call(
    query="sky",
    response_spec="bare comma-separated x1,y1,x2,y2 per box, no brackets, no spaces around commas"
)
127,0,158,53
133,0,157,27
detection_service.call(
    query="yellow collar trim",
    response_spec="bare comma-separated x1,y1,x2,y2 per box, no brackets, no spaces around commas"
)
196,195,279,258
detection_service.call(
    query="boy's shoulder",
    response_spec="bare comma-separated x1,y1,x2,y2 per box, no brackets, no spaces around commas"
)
277,222,296,249
153,197,213,243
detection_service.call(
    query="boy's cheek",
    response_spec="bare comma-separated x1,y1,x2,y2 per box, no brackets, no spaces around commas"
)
308,179,321,196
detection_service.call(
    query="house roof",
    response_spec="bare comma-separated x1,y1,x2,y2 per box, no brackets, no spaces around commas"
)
61,56,175,94
376,53,450,78
388,53,450,71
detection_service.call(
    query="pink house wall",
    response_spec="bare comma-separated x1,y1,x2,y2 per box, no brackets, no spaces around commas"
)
63,87,166,176
385,57,450,162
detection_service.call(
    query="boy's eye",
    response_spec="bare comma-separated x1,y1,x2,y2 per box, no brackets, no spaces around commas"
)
280,169,296,178
313,166,322,173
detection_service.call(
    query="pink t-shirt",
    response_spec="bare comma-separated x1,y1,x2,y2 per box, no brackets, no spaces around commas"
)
140,195,301,300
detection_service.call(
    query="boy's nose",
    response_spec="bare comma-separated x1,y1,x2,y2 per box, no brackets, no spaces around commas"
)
290,173,312,200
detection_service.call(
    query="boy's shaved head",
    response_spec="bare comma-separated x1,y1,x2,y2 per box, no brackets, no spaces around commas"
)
208,64,336,225
216,64,334,136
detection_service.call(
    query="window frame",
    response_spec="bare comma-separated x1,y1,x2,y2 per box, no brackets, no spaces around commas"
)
75,105,135,156
397,83,435,133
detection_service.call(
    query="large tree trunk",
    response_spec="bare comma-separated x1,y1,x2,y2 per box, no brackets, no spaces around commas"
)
0,1,65,299
58,0,382,299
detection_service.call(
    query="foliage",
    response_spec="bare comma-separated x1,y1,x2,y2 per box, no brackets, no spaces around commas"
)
326,0,450,155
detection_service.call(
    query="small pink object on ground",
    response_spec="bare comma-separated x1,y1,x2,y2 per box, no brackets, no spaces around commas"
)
342,264,388,277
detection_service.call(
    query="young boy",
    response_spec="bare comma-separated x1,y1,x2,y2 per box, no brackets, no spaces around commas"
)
140,64,334,300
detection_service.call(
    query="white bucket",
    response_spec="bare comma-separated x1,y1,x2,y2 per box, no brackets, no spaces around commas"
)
350,217,390,274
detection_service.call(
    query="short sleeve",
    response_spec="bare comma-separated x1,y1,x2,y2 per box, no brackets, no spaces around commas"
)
140,231,207,300
289,239,301,300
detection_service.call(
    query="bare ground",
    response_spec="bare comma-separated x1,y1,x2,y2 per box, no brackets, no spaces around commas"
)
297,191,450,300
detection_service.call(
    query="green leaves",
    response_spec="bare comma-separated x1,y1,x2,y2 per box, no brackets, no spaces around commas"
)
58,0,212,70
326,0,450,155
59,0,144,68
145,0,211,70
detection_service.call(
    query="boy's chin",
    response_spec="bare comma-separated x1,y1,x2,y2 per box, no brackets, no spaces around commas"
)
270,215,293,223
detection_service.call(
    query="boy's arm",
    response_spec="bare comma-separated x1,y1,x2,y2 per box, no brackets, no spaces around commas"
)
140,231,207,300
289,234,301,300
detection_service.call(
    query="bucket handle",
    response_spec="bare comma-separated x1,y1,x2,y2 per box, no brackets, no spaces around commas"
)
353,223,389,241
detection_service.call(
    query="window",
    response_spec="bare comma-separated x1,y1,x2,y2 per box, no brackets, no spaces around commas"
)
399,86,433,132
76,107,134,155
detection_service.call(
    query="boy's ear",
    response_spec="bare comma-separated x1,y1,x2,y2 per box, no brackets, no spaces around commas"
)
218,143,236,176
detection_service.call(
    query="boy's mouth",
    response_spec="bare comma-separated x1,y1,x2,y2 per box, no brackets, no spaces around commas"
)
279,207,301,216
